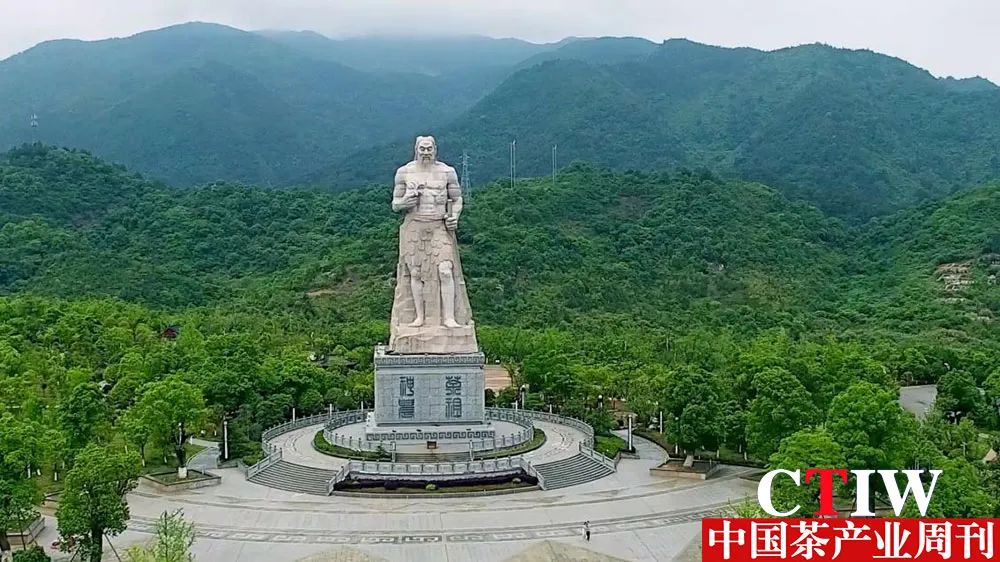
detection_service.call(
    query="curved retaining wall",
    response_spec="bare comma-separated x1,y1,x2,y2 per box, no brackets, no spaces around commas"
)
322,408,537,452
246,408,610,493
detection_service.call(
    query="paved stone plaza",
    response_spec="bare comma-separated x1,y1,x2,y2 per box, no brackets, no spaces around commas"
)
35,430,755,561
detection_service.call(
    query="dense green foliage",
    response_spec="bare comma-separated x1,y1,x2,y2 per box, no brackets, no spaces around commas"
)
1,145,998,519
0,24,508,186
4,23,998,220
321,40,1000,220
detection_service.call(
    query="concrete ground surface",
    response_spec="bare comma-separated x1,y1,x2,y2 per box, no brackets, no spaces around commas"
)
33,428,756,561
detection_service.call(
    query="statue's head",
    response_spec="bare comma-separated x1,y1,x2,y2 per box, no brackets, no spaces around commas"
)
414,136,437,163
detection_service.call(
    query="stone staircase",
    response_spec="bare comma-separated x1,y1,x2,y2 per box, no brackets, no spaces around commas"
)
393,451,472,463
247,460,339,495
533,454,614,490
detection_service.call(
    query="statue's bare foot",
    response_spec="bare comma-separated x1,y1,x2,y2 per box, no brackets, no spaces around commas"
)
443,318,461,328
408,317,425,328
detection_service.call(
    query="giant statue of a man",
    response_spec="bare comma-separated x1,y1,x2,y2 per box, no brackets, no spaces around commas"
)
388,136,477,354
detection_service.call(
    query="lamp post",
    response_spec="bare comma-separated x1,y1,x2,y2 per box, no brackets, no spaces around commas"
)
598,394,604,410
223,419,229,461
627,414,633,451
673,416,680,455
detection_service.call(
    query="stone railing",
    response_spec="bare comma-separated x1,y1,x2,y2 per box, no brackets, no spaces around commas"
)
522,459,546,490
322,409,379,451
246,442,282,479
247,412,340,478
499,408,595,448
579,441,617,471
323,408,536,453
326,456,530,494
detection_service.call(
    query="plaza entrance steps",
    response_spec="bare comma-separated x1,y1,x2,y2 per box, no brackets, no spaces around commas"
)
533,454,614,490
248,461,338,495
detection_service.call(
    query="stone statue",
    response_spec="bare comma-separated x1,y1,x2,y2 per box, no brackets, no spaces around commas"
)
388,136,477,354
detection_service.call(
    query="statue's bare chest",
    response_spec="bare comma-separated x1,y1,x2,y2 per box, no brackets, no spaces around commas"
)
404,169,449,207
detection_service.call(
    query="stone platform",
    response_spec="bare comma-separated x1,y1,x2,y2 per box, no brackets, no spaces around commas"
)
373,346,485,427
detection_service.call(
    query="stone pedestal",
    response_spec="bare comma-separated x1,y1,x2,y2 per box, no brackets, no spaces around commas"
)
372,345,485,439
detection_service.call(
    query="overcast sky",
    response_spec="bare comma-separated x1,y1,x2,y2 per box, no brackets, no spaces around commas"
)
2,0,999,82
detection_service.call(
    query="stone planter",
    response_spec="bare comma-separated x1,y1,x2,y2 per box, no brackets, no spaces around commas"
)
142,469,221,493
649,457,722,480
4,516,44,548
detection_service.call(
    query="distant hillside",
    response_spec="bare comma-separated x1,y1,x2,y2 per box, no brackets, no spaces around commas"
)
255,31,561,75
313,39,1000,220
4,25,999,221
1,145,995,362
843,183,999,340
0,23,499,186
0,145,845,329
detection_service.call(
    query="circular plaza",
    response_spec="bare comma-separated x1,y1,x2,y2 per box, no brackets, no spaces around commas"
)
32,413,758,562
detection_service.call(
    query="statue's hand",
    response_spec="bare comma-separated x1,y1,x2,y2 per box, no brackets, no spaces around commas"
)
402,193,419,208
445,215,458,230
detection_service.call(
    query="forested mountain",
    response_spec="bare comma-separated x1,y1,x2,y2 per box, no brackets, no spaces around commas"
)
256,31,563,75
2,146,998,519
2,144,996,349
4,24,999,221
0,23,505,186
0,144,845,326
316,39,1000,220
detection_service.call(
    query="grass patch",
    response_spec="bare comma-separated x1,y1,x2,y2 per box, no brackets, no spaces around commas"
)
475,428,546,460
313,431,391,461
593,434,630,458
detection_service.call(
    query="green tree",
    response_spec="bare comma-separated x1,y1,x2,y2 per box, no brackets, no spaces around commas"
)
746,368,818,461
901,458,996,517
56,445,141,562
132,378,208,470
0,479,40,556
124,510,196,562
985,367,1000,426
297,388,323,416
663,366,724,461
120,406,154,467
58,383,111,453
826,382,908,469
0,414,45,557
937,369,984,419
768,428,847,517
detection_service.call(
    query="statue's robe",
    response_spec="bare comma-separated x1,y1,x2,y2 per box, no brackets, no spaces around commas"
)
388,173,477,354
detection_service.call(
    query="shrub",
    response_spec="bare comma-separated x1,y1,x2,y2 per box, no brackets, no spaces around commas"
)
425,483,437,491
13,546,51,562
512,477,522,484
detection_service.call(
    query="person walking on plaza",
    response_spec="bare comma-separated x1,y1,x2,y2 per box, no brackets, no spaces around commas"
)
583,521,591,541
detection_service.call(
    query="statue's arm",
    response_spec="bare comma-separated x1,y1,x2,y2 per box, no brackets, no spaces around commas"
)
446,168,463,219
391,169,411,213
